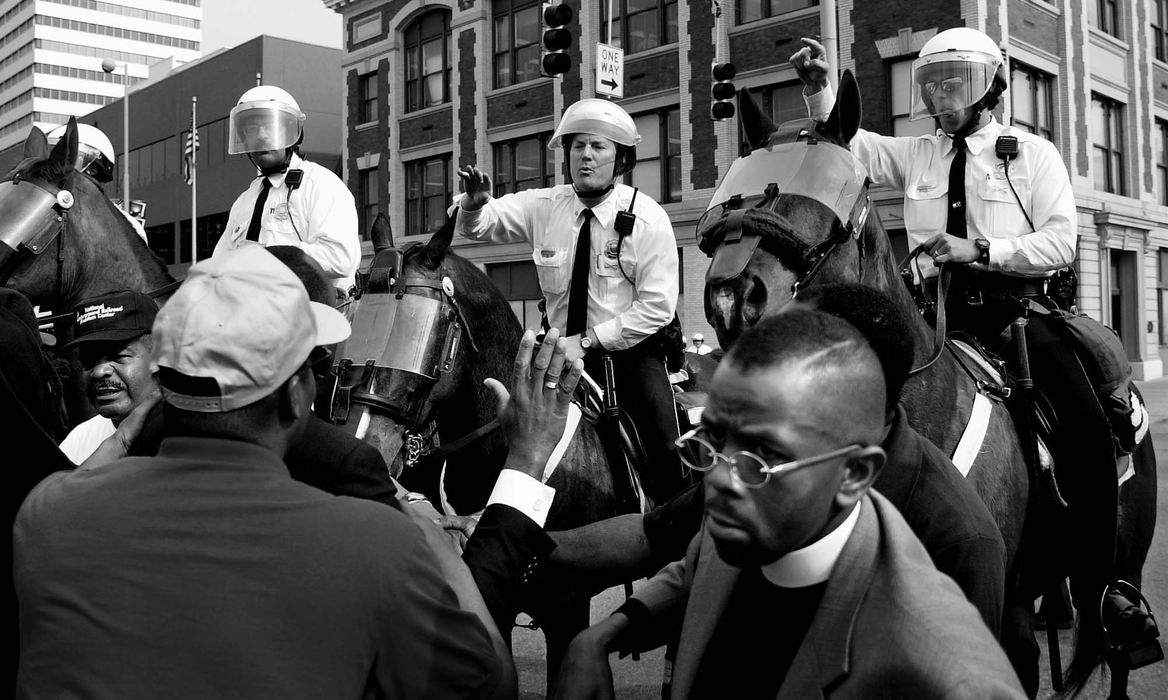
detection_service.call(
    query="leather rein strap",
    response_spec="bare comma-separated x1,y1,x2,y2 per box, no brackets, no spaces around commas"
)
900,243,950,377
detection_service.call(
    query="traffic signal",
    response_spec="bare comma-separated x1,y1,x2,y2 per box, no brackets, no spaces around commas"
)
711,62,736,120
541,1,573,77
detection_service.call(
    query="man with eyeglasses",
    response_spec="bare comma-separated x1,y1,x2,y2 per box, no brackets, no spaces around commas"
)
551,309,1023,699
541,282,1005,637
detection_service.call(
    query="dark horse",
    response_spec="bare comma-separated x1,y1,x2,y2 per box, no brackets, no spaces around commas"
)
324,212,638,682
1,119,174,314
0,119,175,423
702,74,1157,696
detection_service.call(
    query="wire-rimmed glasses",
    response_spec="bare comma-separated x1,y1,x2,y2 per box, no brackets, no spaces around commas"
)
674,428,864,489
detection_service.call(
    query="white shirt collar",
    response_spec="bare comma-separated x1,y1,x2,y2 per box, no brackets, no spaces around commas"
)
261,152,303,188
760,500,862,588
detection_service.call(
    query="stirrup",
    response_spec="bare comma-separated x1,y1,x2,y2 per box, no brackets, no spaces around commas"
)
1100,580,1163,671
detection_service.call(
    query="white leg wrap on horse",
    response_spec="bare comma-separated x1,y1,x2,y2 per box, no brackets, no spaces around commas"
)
952,392,993,478
542,403,582,483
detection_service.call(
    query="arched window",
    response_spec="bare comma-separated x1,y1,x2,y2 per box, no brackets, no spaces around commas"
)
404,10,451,112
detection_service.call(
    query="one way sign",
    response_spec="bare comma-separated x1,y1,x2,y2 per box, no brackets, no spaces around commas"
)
596,43,623,98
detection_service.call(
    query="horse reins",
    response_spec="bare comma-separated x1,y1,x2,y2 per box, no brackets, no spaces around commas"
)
900,243,951,377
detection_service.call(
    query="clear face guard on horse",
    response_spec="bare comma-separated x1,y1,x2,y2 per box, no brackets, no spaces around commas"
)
698,116,871,296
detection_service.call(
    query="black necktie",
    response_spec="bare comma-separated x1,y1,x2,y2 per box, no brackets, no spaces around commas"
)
245,177,272,242
566,209,593,336
947,136,967,239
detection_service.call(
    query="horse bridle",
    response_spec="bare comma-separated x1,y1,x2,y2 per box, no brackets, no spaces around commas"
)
0,173,75,297
698,119,872,296
326,242,489,464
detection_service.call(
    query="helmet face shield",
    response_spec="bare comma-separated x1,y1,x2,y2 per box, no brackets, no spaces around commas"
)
76,145,113,183
228,101,304,154
909,53,998,120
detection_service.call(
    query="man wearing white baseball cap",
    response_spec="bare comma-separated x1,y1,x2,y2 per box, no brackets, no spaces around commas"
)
14,245,511,698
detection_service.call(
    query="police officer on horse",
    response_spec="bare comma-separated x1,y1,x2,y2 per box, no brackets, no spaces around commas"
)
454,98,684,505
793,27,1157,694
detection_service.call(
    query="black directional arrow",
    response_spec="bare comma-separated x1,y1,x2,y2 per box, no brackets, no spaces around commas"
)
601,78,619,90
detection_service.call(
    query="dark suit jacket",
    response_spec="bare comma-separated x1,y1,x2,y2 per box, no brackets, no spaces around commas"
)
131,408,553,633
642,407,1006,635
630,492,1024,699
131,409,401,509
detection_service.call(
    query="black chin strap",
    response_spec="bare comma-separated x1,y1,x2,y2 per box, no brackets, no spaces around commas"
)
573,183,614,200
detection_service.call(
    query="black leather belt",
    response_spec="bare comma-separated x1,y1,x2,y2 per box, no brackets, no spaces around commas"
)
967,270,1047,298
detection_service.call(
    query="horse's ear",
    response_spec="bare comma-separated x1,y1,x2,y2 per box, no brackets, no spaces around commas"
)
371,212,394,253
822,70,862,145
738,87,776,150
47,117,79,181
23,126,48,160
416,211,456,270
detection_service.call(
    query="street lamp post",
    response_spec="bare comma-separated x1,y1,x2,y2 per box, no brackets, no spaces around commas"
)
100,58,130,213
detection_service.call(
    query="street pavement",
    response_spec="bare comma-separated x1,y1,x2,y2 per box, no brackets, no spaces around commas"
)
512,378,1168,699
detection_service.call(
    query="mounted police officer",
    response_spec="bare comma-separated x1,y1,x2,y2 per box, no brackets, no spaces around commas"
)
454,98,684,505
793,28,1156,695
212,86,360,299
46,123,148,243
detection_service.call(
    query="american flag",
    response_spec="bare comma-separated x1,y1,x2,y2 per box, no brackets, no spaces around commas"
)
183,119,199,185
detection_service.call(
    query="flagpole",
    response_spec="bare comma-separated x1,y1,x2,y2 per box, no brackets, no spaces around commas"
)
190,96,197,266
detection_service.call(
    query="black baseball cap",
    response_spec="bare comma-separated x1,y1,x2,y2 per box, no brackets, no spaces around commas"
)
60,290,158,351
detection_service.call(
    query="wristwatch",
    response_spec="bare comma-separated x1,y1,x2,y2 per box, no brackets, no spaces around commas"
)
580,331,595,352
974,238,991,266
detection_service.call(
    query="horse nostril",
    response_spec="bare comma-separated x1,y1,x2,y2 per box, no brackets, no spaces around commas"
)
743,276,767,325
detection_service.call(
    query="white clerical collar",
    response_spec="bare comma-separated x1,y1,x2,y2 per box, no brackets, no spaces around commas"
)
760,501,862,588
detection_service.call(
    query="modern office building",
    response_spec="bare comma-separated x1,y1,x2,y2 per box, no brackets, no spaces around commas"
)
0,0,202,152
324,0,1168,379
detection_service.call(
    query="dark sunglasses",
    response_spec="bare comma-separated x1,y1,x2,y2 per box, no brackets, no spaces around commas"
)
307,346,334,381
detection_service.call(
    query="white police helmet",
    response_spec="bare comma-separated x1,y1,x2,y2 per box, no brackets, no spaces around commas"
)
228,85,306,155
909,28,1006,121
46,123,116,183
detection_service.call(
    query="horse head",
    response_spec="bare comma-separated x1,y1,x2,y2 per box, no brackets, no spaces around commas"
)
702,71,892,348
1,118,171,311
326,212,521,489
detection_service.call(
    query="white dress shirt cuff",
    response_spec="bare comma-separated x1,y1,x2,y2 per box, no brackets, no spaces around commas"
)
486,469,557,527
804,84,835,121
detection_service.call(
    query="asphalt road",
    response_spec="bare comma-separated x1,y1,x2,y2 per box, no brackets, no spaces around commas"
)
511,378,1168,698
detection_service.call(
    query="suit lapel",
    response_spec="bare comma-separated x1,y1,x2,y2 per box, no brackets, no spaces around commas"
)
777,496,879,699
670,527,741,698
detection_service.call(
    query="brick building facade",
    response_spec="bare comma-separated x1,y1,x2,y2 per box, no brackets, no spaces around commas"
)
325,0,1168,379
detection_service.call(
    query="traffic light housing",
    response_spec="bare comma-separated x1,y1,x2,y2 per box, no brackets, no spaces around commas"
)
541,1,573,77
711,62,736,121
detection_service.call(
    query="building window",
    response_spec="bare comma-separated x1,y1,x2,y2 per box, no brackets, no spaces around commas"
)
1158,120,1168,206
739,82,805,154
493,134,555,195
1010,62,1054,141
359,72,378,124
493,0,542,88
737,0,818,24
1159,249,1168,345
1090,94,1125,195
404,10,451,113
351,13,381,44
359,167,380,238
890,59,934,137
600,0,678,54
406,154,450,235
1157,0,1168,62
487,260,543,330
1089,0,1120,39
628,107,680,203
